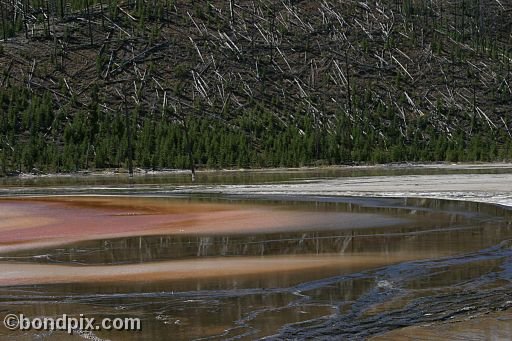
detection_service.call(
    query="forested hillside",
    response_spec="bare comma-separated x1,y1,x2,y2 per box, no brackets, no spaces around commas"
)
0,0,511,174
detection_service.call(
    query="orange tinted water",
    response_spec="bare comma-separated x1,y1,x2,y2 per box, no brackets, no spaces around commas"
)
0,195,511,340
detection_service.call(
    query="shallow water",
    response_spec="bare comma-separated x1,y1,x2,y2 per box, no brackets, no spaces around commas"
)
0,187,512,339
3,165,512,188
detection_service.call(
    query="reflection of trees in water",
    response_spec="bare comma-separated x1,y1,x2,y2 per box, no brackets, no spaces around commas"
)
6,219,512,266
2,198,512,340
3,197,512,266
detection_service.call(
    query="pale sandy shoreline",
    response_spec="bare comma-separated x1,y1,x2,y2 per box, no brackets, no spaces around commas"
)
174,171,512,207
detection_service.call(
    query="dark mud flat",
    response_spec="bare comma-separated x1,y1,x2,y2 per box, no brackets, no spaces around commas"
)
0,196,512,340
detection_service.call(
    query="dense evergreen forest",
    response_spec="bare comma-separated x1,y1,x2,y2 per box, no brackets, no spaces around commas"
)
0,0,511,174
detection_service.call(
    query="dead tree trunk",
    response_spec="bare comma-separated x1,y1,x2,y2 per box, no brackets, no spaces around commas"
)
172,101,195,181
124,97,134,177
99,0,105,29
23,0,28,38
345,51,352,115
229,0,235,27
85,0,93,45
46,0,51,37
183,119,195,182
0,1,6,41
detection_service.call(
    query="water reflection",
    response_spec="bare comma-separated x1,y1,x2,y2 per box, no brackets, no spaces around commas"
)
2,196,509,267
2,166,512,188
0,196,512,340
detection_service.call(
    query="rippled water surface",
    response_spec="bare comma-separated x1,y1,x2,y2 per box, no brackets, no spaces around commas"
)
1,171,512,340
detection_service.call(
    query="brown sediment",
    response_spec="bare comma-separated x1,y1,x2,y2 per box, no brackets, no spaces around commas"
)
0,196,408,253
371,310,512,340
0,205,57,231
0,253,431,286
